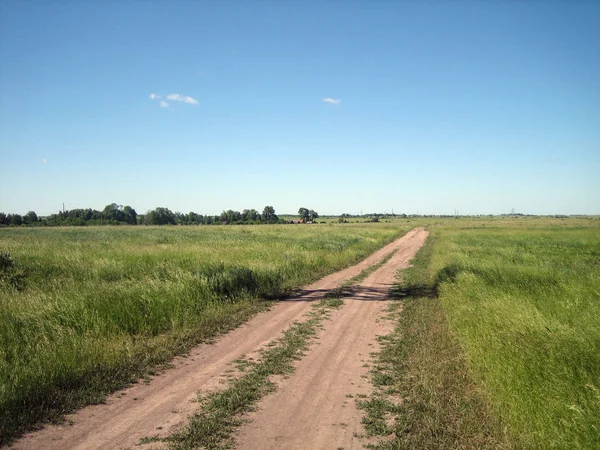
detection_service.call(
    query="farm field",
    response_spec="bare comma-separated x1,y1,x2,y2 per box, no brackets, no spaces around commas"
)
0,222,412,443
363,217,600,449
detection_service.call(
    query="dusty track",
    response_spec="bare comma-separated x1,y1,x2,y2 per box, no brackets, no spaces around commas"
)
14,227,428,450
235,228,429,450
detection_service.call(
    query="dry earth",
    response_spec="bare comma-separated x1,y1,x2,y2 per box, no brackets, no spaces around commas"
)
14,227,428,450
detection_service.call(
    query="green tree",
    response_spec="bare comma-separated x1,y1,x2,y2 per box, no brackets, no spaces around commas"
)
24,211,39,225
9,214,22,226
102,203,127,223
144,207,176,225
262,206,278,224
246,209,259,221
298,207,309,221
123,206,137,225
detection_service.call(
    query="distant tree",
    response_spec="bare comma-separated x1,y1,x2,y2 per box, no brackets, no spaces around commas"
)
9,214,22,226
262,206,278,224
144,207,176,225
23,211,39,225
223,209,242,224
241,209,260,222
298,207,309,222
174,212,187,225
308,210,319,221
123,206,137,225
371,216,380,222
102,203,127,223
0,213,7,226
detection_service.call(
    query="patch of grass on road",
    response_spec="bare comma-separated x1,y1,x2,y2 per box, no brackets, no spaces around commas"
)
166,298,344,450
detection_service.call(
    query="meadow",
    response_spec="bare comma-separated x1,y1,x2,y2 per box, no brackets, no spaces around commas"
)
372,217,600,448
0,223,409,443
3,216,599,447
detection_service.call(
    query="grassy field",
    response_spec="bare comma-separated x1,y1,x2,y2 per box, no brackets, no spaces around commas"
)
3,216,599,447
0,223,410,443
432,218,600,448
368,217,600,448
359,233,506,449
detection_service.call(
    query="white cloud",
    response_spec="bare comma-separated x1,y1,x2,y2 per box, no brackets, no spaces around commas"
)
41,158,47,164
166,94,199,105
322,98,341,105
149,92,198,108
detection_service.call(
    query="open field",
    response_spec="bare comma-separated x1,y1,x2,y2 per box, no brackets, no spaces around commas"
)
0,223,411,443
431,218,600,448
9,227,427,449
362,217,600,448
3,217,599,448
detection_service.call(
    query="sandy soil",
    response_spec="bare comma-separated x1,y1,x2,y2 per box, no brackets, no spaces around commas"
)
13,227,428,450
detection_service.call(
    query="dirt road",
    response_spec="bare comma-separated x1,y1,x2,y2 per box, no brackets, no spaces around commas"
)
14,227,428,450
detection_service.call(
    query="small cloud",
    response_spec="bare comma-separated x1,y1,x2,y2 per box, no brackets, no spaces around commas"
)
166,94,199,105
149,92,198,108
42,158,47,164
322,97,341,105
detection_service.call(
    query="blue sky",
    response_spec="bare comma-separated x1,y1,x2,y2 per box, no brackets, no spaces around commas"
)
1,1,598,216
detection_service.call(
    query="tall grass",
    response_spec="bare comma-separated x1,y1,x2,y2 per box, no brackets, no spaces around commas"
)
359,233,506,449
0,223,408,443
428,219,600,447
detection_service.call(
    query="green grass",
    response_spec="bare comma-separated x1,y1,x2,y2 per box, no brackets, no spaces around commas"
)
363,217,600,448
0,223,408,444
166,298,344,450
428,220,600,448
358,233,505,449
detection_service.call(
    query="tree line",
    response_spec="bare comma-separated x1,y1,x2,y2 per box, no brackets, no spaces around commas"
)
0,204,320,227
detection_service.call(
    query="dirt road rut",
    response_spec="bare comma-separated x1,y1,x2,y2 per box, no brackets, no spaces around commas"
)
235,228,429,450
15,227,428,450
